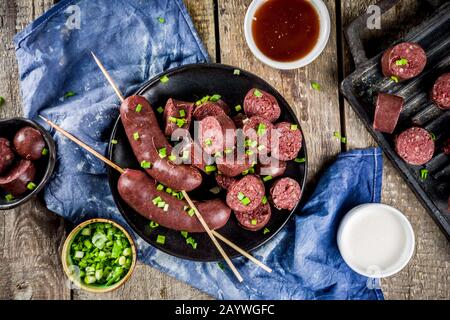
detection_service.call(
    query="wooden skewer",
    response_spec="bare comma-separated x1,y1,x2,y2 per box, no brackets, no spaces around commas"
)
91,52,125,103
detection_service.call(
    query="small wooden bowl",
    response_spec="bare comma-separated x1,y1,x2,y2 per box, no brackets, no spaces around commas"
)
61,218,137,293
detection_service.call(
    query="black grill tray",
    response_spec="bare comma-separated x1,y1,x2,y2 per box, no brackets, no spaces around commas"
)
341,0,450,239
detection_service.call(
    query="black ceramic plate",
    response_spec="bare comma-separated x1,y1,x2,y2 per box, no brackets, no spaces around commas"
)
0,117,56,210
108,63,307,261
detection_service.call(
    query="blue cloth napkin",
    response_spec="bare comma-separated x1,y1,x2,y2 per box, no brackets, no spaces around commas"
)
14,0,384,300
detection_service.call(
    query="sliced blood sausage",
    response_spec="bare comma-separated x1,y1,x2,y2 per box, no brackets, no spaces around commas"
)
163,98,193,136
243,116,274,153
0,138,14,175
373,93,404,134
216,152,253,177
256,159,287,177
381,42,426,81
193,100,229,120
271,122,303,161
0,160,36,197
13,127,46,161
198,114,236,155
234,203,271,231
180,140,214,173
243,88,281,122
395,127,434,165
443,138,450,155
226,174,265,213
120,95,202,191
118,169,230,232
270,177,301,211
431,73,450,110
215,174,237,190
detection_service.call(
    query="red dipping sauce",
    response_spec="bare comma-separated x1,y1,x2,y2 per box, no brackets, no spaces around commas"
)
252,0,320,62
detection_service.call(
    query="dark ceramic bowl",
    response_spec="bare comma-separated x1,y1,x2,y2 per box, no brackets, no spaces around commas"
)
0,117,56,210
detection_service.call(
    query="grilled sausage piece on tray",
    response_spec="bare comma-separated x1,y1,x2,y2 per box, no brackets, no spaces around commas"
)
120,95,202,192
431,73,450,110
373,93,404,134
395,127,435,166
381,42,427,81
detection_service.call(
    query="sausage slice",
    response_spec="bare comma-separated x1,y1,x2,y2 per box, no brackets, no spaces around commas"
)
243,88,281,122
270,177,301,211
373,93,404,134
381,42,426,81
395,127,434,165
163,98,193,136
431,73,450,110
234,203,271,231
271,122,303,161
226,174,265,213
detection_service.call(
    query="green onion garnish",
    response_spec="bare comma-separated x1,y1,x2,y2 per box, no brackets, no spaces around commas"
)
210,186,221,194
181,231,188,238
135,103,143,112
176,118,185,127
257,123,266,136
210,94,221,102
395,58,408,66
26,182,36,190
157,201,166,208
251,219,257,225
295,157,306,163
179,109,186,117
257,145,265,151
140,160,151,169
156,235,166,244
187,208,195,217
111,139,118,145
204,138,212,146
214,152,222,158
186,237,197,249
165,187,172,194
168,155,177,162
263,227,270,235
158,17,165,23
420,168,428,180
168,116,177,123
163,203,169,212
133,132,139,141
262,196,267,205
430,132,436,141
333,132,347,144
237,192,245,200
157,106,164,113
235,105,242,112
246,150,254,156
205,165,216,173
240,197,251,206
390,75,399,83
0,96,5,106
233,69,240,76
156,184,164,191
242,169,249,175
160,75,169,83
290,124,298,131
158,147,167,158
263,175,273,182
253,89,263,98
41,148,49,156
152,196,162,205
224,148,232,154
5,194,14,202
311,81,321,91
149,221,159,228
64,91,76,99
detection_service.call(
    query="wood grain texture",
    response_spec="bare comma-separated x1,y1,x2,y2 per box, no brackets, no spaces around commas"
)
340,0,450,299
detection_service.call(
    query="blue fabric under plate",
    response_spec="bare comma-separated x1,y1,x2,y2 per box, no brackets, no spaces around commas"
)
14,0,384,300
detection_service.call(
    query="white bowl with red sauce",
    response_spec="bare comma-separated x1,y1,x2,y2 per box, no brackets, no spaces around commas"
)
244,0,331,70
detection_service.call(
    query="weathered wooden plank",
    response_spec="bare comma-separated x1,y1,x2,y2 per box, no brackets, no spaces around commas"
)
340,0,450,299
218,0,342,190
0,0,70,300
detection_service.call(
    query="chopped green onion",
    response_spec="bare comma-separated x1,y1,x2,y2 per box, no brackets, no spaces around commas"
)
165,187,173,194
81,228,91,236
242,169,249,175
140,160,152,169
74,251,84,259
118,256,126,266
210,187,221,194
157,201,166,208
181,231,188,238
64,91,76,99
133,132,139,141
158,147,167,158
395,58,408,66
0,96,5,106
152,196,162,205
420,169,428,180
263,227,270,235
204,138,212,146
157,106,164,113
179,109,186,117
217,262,225,270
176,118,185,127
149,221,159,228
262,196,267,205
5,194,14,202
263,175,273,182
158,17,165,24
205,165,216,173
224,148,232,154
290,124,298,131
333,132,347,144
240,197,251,206
111,139,118,145
295,157,306,163
160,75,169,83
168,116,177,123
168,155,177,161
201,95,210,103
26,182,36,191
246,150,254,156
156,235,166,244
92,232,108,249
183,206,189,211
233,69,240,76
135,103,143,112
257,145,265,151
430,132,436,141
123,248,132,256
156,184,164,191
214,151,222,158
187,208,195,217
253,89,263,98
235,105,242,112
311,81,321,91
237,192,245,200
41,147,49,156
210,94,221,102
257,123,266,136
390,75,399,83
186,237,197,249
163,203,169,212
251,219,257,225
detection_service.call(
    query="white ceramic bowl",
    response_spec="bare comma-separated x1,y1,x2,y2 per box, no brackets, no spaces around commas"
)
337,203,415,278
244,0,331,70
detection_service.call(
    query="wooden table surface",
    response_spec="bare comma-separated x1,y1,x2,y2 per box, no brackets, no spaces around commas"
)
0,0,449,300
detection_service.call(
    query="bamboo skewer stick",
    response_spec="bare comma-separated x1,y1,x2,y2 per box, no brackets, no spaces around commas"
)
91,52,125,103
